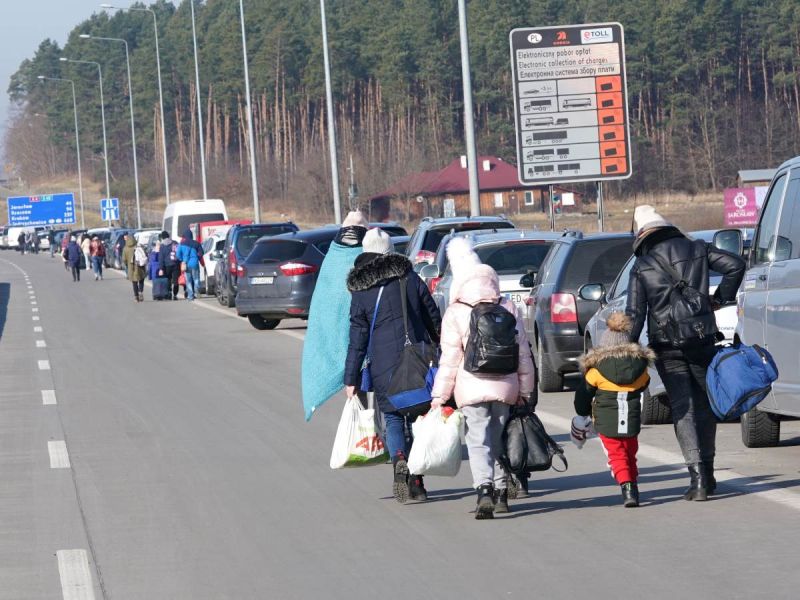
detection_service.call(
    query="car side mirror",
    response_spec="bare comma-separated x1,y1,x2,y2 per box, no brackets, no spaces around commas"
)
578,283,606,303
713,229,743,256
412,262,426,274
419,264,440,279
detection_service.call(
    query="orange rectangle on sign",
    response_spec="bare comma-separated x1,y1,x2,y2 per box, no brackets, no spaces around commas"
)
598,108,624,125
600,141,627,158
595,76,622,94
599,125,625,142
601,157,627,175
597,92,623,110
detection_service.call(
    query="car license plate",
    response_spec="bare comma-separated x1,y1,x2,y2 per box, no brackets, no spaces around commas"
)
504,292,525,304
249,276,274,285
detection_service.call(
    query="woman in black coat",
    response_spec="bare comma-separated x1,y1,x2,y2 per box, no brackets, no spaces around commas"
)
344,229,441,503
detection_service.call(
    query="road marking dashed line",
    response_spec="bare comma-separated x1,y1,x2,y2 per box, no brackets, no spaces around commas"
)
32,316,40,321
38,360,50,370
34,326,43,332
48,441,70,469
56,549,95,600
36,340,47,348
32,307,39,313
42,390,57,405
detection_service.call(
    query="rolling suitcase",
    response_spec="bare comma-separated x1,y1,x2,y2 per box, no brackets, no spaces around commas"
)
152,277,170,301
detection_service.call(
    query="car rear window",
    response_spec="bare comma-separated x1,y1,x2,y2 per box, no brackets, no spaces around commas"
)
561,239,633,290
378,225,408,237
475,242,553,275
176,213,225,236
422,222,514,253
246,240,307,263
235,225,297,257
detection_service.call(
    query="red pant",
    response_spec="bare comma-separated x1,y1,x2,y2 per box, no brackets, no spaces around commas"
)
599,434,639,484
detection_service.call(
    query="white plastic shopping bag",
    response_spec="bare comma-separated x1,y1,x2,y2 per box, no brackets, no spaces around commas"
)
330,396,388,469
408,407,464,477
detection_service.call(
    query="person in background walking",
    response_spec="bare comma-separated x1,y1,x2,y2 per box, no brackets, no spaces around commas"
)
344,228,442,504
32,232,40,254
157,231,180,300
65,236,82,282
61,231,70,270
122,234,146,302
572,313,655,508
90,235,105,280
81,234,91,271
148,240,161,281
176,229,204,301
430,238,535,519
625,205,745,501
48,229,56,257
17,230,26,254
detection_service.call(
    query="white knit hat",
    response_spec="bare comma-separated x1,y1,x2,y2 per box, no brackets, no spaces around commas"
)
446,237,481,277
362,228,393,254
341,210,368,229
633,205,671,235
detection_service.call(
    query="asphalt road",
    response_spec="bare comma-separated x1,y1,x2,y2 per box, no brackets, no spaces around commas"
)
2,252,800,600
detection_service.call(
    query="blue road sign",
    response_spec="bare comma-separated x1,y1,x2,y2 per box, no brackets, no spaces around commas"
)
7,193,76,227
100,198,120,221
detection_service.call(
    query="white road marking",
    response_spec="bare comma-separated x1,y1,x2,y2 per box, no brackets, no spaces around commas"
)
31,301,38,305
48,441,70,468
32,307,39,313
56,549,95,600
36,340,47,348
42,390,57,405
34,326,43,332
537,410,800,514
191,299,307,342
38,360,50,370
32,316,40,321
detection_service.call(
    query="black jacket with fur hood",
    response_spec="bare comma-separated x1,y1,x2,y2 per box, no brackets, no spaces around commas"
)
574,342,656,438
344,252,441,412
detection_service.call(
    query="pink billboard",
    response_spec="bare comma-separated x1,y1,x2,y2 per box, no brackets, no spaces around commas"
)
724,188,759,226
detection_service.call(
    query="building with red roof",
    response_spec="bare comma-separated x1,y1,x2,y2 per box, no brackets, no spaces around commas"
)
369,155,581,221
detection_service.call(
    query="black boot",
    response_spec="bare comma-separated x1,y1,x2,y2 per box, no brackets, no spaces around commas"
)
494,488,510,514
684,464,709,501
409,475,427,501
621,482,639,508
392,454,410,504
702,460,717,495
475,484,495,520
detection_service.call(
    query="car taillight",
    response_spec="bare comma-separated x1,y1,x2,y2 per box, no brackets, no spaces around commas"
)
238,265,247,278
551,292,577,324
229,248,237,275
415,250,436,264
280,262,318,277
428,277,442,294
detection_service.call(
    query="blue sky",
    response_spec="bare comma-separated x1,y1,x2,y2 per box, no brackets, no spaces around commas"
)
0,1,119,156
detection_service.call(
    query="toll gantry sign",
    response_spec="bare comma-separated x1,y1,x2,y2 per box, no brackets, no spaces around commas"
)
509,23,632,185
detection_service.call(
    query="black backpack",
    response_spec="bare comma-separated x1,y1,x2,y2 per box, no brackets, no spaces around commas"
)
457,300,519,374
650,252,719,348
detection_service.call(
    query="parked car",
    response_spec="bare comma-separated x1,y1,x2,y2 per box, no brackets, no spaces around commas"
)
405,216,515,265
216,222,300,307
392,235,411,255
235,227,339,329
583,228,752,424
735,156,800,447
422,230,562,316
162,199,227,241
105,229,135,268
200,234,225,295
523,231,634,392
134,228,161,247
0,225,9,249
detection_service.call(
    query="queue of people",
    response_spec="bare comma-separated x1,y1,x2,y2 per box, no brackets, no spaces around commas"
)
310,206,746,520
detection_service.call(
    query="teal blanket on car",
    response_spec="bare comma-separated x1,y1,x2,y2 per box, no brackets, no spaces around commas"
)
301,241,362,420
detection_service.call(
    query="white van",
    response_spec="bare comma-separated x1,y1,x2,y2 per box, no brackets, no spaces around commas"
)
162,199,227,241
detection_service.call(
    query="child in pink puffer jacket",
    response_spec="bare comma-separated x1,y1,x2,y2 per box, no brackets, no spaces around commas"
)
430,238,535,519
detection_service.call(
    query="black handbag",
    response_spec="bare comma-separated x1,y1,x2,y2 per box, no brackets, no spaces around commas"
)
386,277,438,419
500,402,567,474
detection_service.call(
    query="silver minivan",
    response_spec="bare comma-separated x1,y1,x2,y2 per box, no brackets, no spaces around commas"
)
736,155,800,447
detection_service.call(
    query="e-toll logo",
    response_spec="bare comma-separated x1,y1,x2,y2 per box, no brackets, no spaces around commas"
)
554,30,570,46
581,27,613,44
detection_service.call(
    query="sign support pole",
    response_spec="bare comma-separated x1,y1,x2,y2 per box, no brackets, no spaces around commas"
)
548,184,555,231
458,0,481,217
320,0,342,224
597,181,605,232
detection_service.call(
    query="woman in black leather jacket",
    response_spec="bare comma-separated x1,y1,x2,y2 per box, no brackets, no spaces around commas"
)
625,205,745,501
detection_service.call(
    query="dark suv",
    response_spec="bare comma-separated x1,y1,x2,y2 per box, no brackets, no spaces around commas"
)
523,232,634,392
405,216,515,264
216,222,299,307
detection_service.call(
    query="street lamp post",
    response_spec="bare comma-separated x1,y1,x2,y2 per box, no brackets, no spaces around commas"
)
190,0,208,199
101,3,170,205
80,34,141,229
37,76,86,229
239,0,260,223
320,0,342,224
457,0,481,216
60,57,111,216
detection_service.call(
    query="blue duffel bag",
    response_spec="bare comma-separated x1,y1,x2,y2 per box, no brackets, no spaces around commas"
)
706,343,778,421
